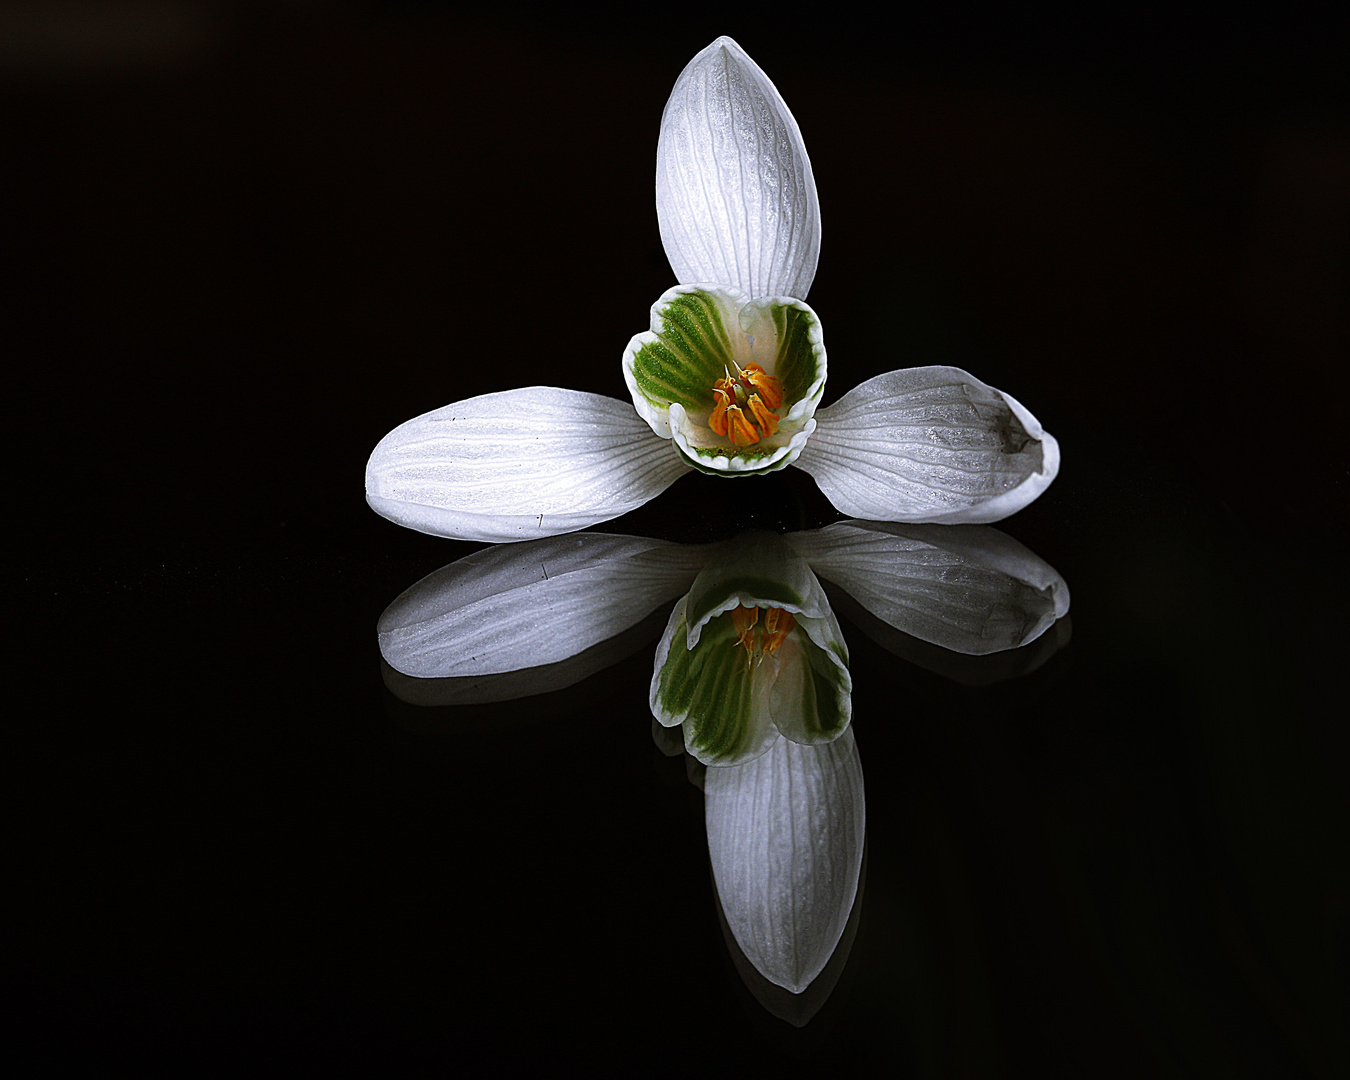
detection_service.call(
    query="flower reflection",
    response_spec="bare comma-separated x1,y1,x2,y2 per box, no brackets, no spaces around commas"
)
379,521,1069,714
704,727,865,1013
375,523,1067,1002
650,531,852,766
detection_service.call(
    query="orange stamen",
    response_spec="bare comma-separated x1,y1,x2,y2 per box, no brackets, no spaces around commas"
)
730,604,758,654
725,406,760,446
747,394,779,438
743,363,784,410
705,362,783,446
761,608,795,656
728,604,795,664
708,387,731,437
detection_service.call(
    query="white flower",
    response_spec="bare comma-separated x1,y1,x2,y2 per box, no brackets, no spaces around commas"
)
366,37,1059,543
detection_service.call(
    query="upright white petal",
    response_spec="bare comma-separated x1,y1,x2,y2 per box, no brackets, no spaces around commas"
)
379,533,707,679
657,36,820,300
366,387,690,543
796,367,1060,523
705,728,865,994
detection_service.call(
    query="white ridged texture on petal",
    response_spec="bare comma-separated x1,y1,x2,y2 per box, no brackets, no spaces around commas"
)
366,387,691,542
379,533,706,678
795,367,1060,523
657,36,820,301
705,728,865,994
788,521,1070,655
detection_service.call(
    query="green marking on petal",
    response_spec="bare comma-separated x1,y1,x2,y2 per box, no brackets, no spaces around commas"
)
654,612,761,762
689,445,776,460
653,612,696,717
799,634,850,740
684,626,759,761
631,289,734,410
769,302,821,406
671,441,796,477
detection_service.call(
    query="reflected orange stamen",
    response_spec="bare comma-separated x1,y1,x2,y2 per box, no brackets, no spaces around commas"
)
762,607,795,656
729,604,796,665
730,604,758,652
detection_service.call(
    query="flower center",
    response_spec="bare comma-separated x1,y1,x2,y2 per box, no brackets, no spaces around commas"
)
729,603,796,666
708,362,784,447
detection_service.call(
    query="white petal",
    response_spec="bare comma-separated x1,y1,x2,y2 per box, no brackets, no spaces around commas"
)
657,36,820,300
764,607,852,747
379,533,707,679
382,614,667,706
704,728,865,994
366,387,691,542
795,367,1060,523
789,521,1070,655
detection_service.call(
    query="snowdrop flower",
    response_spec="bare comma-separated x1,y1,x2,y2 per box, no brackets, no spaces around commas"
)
366,37,1059,542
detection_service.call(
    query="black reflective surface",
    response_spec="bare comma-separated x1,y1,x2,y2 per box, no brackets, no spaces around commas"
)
11,6,1346,1074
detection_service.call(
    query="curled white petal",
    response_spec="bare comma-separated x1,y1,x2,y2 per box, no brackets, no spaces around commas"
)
681,531,831,647
657,36,820,300
705,728,865,994
379,534,706,679
789,521,1069,655
795,367,1059,523
366,387,690,542
649,594,784,767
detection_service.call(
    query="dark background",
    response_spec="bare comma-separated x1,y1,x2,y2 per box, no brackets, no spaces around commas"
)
8,1,1347,1073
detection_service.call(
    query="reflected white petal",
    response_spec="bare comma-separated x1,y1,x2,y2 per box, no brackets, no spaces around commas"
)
795,367,1059,523
366,387,690,542
705,728,865,994
789,521,1069,654
657,36,820,300
379,534,706,678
